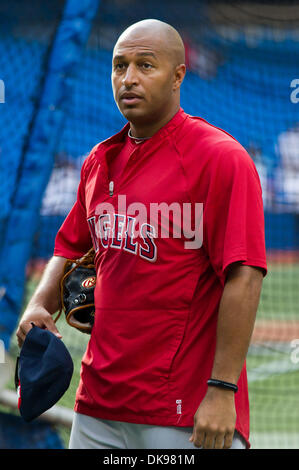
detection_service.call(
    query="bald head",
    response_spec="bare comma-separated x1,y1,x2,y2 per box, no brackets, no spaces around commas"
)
114,19,185,68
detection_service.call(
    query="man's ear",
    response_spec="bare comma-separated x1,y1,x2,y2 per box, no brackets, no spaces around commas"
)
173,63,186,91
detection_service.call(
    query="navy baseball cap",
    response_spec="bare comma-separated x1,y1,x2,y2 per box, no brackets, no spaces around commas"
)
15,324,73,422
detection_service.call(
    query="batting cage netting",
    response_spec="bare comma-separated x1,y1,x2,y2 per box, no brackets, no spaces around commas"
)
0,0,298,449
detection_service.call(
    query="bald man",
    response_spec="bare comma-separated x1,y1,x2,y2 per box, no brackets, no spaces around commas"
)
16,19,267,450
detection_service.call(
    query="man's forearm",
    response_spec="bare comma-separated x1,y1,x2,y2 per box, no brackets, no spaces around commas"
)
210,264,264,384
27,255,67,315
16,255,67,346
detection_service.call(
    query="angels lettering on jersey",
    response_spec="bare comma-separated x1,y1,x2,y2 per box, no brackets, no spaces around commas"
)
88,212,157,263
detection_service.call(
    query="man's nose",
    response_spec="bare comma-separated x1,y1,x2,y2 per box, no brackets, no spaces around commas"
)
122,64,138,87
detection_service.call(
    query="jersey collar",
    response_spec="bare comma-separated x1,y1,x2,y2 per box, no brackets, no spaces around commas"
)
101,107,188,147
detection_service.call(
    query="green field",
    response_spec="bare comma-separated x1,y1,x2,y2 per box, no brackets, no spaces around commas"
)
5,261,299,449
257,263,299,320
248,262,299,448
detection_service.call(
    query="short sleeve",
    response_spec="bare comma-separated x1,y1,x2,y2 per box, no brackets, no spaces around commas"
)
203,144,267,281
53,158,92,260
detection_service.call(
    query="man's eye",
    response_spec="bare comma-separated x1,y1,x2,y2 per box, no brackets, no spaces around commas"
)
142,63,153,69
114,63,125,70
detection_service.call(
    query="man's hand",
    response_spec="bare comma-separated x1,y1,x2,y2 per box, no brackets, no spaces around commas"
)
16,306,62,348
189,387,236,449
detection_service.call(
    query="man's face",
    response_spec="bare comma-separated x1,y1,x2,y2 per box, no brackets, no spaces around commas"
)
111,34,177,126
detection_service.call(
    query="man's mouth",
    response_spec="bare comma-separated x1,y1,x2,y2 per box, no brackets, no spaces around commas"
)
120,92,143,105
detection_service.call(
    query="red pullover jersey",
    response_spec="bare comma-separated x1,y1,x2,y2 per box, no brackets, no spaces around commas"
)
54,108,267,447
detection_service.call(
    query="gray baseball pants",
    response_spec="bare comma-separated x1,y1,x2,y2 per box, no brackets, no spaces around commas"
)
69,412,247,449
